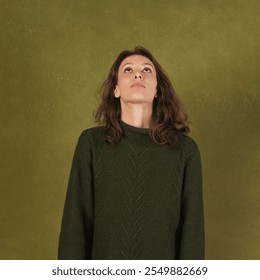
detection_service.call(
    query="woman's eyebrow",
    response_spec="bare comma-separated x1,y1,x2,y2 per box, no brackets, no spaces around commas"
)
121,63,133,68
142,63,154,68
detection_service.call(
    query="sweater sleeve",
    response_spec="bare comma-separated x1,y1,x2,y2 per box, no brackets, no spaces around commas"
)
58,131,94,260
177,140,205,260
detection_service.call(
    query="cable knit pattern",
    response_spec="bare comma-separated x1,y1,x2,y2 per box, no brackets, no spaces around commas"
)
121,139,151,259
58,121,205,260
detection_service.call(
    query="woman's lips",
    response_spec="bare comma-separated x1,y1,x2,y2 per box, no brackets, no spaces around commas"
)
131,83,145,88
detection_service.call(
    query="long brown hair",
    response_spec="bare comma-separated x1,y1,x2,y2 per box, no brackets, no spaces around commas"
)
94,46,190,145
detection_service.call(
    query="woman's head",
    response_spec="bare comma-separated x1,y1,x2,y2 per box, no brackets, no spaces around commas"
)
115,54,157,106
95,46,190,145
101,46,173,100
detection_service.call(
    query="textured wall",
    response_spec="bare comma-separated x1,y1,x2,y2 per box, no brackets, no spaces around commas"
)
0,0,259,259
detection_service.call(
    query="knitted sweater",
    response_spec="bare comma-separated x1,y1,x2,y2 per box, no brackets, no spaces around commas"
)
58,120,205,260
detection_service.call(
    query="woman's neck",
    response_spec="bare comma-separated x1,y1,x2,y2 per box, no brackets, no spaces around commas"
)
120,102,152,129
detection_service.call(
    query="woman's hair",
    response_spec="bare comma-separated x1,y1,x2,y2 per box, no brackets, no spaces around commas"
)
94,46,190,145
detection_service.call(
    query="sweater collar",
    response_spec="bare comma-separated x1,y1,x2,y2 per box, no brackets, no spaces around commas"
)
120,120,149,134
119,120,151,143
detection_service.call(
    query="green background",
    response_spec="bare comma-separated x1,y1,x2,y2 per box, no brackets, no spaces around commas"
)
0,0,259,259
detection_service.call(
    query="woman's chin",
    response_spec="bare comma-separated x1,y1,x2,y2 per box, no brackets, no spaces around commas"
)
122,94,153,104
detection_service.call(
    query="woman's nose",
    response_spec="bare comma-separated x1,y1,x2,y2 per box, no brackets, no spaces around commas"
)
134,72,143,80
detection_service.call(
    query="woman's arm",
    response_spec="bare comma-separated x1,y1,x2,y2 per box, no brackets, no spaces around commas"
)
58,131,94,260
177,141,205,259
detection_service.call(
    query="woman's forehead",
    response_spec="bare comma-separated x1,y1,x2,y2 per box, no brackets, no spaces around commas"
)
120,55,154,67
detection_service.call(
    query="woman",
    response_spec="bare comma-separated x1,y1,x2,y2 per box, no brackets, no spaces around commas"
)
58,46,205,260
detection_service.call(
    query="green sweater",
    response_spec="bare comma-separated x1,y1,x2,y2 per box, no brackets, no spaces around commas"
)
58,120,204,260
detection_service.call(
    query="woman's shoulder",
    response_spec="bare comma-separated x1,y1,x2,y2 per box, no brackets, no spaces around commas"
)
177,133,201,160
177,133,199,148
77,125,106,147
82,125,104,136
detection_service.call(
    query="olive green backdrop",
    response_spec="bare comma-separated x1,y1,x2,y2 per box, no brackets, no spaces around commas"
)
0,0,259,259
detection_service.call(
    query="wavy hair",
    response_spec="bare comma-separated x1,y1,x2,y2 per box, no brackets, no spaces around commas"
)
94,46,190,145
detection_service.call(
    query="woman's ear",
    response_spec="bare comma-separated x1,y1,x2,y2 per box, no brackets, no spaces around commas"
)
114,85,120,98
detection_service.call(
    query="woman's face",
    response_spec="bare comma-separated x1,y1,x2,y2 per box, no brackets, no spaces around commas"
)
115,55,157,105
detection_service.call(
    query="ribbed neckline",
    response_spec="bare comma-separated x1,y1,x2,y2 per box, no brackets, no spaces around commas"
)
120,120,149,135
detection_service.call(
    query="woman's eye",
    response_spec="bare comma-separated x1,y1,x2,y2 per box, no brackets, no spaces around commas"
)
124,67,132,73
142,67,152,73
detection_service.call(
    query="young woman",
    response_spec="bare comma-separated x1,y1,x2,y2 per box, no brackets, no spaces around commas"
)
58,46,205,260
